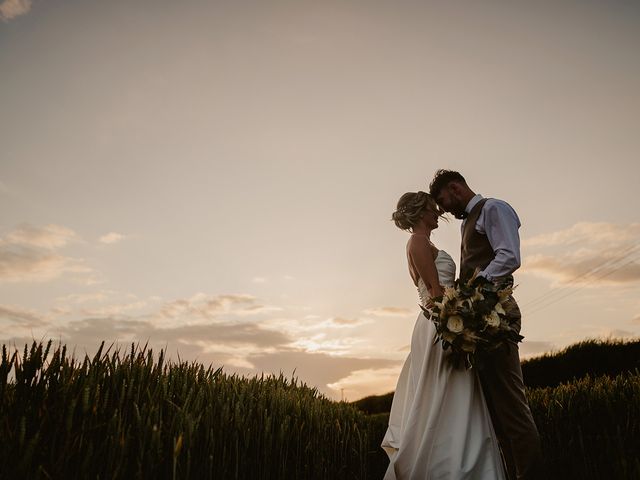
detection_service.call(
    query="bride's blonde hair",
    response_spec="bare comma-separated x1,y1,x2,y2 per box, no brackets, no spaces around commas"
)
391,191,443,231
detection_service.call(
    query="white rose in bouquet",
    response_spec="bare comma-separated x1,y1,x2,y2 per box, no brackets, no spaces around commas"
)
484,311,501,328
447,315,464,333
420,268,524,369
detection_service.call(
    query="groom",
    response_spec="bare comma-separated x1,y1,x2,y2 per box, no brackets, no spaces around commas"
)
429,170,542,480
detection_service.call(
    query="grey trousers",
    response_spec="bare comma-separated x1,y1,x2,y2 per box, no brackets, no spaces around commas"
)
478,301,543,480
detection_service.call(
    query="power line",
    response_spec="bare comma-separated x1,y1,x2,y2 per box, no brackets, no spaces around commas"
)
526,256,639,316
521,243,639,311
522,243,638,309
525,253,640,317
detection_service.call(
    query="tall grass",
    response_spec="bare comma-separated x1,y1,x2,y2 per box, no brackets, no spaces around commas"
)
529,371,640,479
0,341,371,479
3,340,639,479
363,372,640,479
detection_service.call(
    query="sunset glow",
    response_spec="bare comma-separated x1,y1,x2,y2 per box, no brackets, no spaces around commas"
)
2,0,639,400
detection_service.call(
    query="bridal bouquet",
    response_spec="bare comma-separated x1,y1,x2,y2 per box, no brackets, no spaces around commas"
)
421,269,524,369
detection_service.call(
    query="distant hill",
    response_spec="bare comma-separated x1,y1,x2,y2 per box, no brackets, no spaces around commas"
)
352,338,640,414
521,338,640,388
350,391,396,416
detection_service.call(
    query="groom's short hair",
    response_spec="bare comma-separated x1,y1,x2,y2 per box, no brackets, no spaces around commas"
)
429,170,467,197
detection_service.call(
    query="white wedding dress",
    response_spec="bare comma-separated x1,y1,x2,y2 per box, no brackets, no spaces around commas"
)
381,250,506,480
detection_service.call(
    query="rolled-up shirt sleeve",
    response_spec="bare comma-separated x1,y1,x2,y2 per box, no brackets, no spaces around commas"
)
477,200,521,281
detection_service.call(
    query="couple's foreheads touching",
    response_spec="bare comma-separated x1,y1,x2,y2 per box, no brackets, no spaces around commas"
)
392,169,474,233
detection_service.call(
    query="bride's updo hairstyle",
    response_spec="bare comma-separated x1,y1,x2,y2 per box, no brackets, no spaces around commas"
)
392,191,442,231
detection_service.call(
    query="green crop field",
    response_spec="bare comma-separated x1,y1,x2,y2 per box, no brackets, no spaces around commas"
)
1,339,639,479
0,341,370,479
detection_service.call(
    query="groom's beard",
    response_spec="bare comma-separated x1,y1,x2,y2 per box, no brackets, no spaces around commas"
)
448,199,468,220
450,205,467,219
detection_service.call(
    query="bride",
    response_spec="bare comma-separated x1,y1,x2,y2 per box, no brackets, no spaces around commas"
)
381,191,506,479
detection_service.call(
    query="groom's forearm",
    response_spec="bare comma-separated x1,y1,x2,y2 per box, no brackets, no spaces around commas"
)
480,201,521,281
479,248,520,281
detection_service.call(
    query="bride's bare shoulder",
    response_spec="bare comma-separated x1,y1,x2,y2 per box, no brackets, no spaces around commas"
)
406,234,425,248
408,234,438,249
406,235,436,258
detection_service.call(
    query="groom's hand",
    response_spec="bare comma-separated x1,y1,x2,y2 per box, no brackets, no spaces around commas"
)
471,275,491,288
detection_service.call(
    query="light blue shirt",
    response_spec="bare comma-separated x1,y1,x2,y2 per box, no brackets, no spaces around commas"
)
462,194,521,281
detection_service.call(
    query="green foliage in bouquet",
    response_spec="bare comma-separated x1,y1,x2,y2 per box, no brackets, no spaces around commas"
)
420,269,524,369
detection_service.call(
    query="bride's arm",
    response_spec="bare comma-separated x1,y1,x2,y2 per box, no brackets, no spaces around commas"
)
408,237,444,298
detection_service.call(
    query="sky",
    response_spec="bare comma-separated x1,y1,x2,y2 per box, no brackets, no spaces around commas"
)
1,0,639,401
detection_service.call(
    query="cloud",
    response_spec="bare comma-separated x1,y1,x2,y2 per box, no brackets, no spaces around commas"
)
50,292,282,330
2,224,77,249
518,340,555,358
327,316,368,326
363,306,413,317
259,310,406,365
0,224,90,283
99,232,125,244
0,248,90,282
0,308,398,399
289,316,373,331
288,334,367,356
0,309,294,374
522,252,640,286
261,316,375,355
50,306,72,316
521,222,640,286
157,293,281,323
251,277,267,283
522,222,640,248
79,301,148,317
248,350,399,399
327,366,403,401
0,291,402,400
58,316,292,352
0,0,32,22
0,304,48,328
55,292,110,304
632,314,640,324
595,328,638,340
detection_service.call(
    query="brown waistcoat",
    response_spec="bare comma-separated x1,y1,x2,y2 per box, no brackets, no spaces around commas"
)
460,198,513,284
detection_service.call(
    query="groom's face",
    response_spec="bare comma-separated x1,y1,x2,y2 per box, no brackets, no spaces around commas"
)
435,183,466,218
